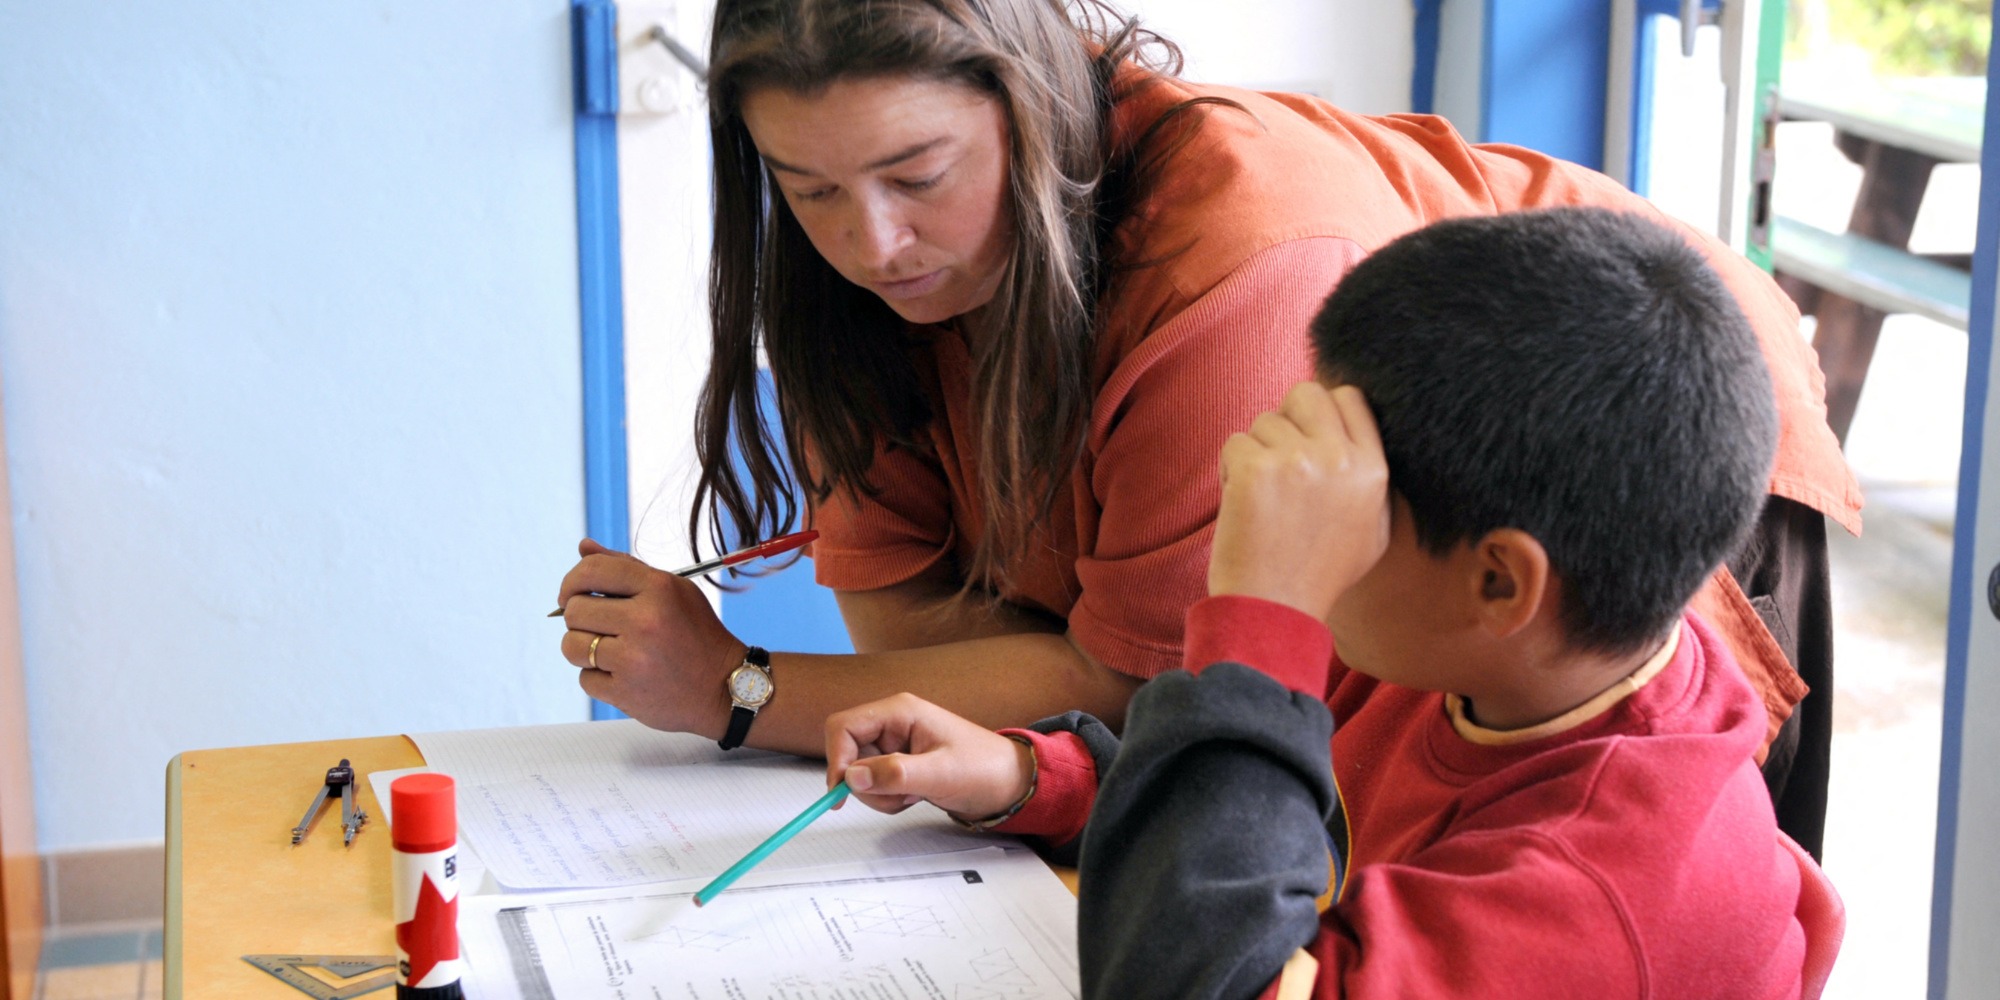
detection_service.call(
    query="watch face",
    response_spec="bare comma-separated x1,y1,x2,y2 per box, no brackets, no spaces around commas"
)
729,664,773,707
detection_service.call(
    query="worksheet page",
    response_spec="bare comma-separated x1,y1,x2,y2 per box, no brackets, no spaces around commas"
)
458,848,1081,1000
409,721,989,890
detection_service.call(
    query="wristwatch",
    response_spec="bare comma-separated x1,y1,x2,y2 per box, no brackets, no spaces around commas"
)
719,646,773,751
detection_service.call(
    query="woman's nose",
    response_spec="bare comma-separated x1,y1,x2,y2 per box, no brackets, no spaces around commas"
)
848,196,914,270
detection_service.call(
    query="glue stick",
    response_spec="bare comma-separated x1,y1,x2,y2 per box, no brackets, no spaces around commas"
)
391,773,465,999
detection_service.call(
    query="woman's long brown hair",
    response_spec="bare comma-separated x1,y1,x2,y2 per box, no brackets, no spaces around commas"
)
694,0,1226,597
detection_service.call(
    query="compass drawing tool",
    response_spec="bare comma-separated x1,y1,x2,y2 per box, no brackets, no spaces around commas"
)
548,529,819,616
291,758,368,847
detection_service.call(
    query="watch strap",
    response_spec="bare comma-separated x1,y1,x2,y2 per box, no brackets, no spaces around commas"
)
718,646,771,751
720,705,756,751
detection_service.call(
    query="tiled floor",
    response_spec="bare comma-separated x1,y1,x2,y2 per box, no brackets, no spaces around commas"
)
33,926,162,1000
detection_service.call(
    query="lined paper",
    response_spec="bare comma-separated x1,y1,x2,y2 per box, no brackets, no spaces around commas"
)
410,720,990,890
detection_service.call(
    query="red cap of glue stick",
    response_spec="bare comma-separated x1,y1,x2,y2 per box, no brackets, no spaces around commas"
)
390,773,463,999
391,773,457,853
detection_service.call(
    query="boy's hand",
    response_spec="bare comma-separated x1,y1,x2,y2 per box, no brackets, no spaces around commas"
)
824,693,1035,822
1210,382,1390,620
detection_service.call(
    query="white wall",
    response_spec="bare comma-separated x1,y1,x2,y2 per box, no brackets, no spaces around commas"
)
1125,0,1412,112
0,2,592,850
618,0,721,573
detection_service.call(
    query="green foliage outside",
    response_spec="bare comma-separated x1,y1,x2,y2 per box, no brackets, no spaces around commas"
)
1793,0,1991,76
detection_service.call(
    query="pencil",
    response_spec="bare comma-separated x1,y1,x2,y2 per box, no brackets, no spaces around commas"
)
548,530,818,617
693,781,852,907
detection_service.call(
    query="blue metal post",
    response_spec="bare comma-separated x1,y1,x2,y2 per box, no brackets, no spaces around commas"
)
571,0,631,721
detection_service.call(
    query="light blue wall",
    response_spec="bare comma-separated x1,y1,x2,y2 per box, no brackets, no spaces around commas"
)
0,2,591,849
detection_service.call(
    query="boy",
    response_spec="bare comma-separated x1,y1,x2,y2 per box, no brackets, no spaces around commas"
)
822,207,1843,998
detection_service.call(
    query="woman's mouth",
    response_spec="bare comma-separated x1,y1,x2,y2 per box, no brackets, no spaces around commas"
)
871,269,948,300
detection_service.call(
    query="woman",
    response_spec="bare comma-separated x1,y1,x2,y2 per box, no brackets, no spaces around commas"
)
554,0,1857,853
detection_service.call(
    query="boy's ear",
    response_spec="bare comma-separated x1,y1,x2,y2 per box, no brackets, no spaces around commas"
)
1467,528,1551,639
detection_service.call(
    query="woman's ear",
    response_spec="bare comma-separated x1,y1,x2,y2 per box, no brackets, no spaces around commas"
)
1468,528,1551,639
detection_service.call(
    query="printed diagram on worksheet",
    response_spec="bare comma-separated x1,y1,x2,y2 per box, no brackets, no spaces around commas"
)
458,848,1081,1000
838,897,950,937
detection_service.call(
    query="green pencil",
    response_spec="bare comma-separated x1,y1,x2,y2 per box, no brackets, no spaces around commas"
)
694,780,852,907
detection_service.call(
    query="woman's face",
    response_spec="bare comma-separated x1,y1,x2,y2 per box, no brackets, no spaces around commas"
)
740,75,1014,326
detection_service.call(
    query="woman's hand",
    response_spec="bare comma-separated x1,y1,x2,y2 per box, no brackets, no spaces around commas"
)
1209,382,1391,620
824,693,1034,822
556,539,745,738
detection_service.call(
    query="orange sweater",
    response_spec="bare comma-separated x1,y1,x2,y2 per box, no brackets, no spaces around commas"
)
808,74,1861,745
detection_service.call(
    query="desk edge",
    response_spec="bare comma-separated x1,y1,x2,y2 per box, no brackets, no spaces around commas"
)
163,753,182,1000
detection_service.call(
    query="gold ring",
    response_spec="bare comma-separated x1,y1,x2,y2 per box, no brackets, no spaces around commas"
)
588,633,604,670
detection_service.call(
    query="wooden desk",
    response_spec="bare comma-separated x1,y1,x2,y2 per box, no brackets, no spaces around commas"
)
166,734,1080,999
166,735,420,999
1772,75,1983,442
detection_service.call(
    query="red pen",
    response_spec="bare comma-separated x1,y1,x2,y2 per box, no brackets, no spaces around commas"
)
548,529,819,616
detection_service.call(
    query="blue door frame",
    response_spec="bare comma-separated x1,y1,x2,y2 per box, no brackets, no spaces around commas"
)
1411,0,1614,170
1410,0,1722,185
1480,0,1611,169
568,1,849,723
571,0,630,721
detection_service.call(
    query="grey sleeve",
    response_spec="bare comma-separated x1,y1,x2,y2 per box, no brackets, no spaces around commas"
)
1076,662,1336,1000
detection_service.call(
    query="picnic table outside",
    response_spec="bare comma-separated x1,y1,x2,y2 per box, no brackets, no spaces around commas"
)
1770,73,1983,443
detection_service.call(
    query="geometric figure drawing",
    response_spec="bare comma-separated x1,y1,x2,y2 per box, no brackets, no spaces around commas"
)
968,948,1036,989
838,898,950,937
663,927,747,951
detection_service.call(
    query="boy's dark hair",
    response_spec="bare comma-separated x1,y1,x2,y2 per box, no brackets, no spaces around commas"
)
1311,207,1778,654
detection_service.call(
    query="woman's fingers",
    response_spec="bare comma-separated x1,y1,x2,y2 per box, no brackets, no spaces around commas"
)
555,547,654,611
554,593,628,637
560,629,619,673
551,549,748,737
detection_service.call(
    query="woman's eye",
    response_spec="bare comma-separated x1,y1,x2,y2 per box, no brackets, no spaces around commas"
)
793,186,837,203
897,173,944,193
